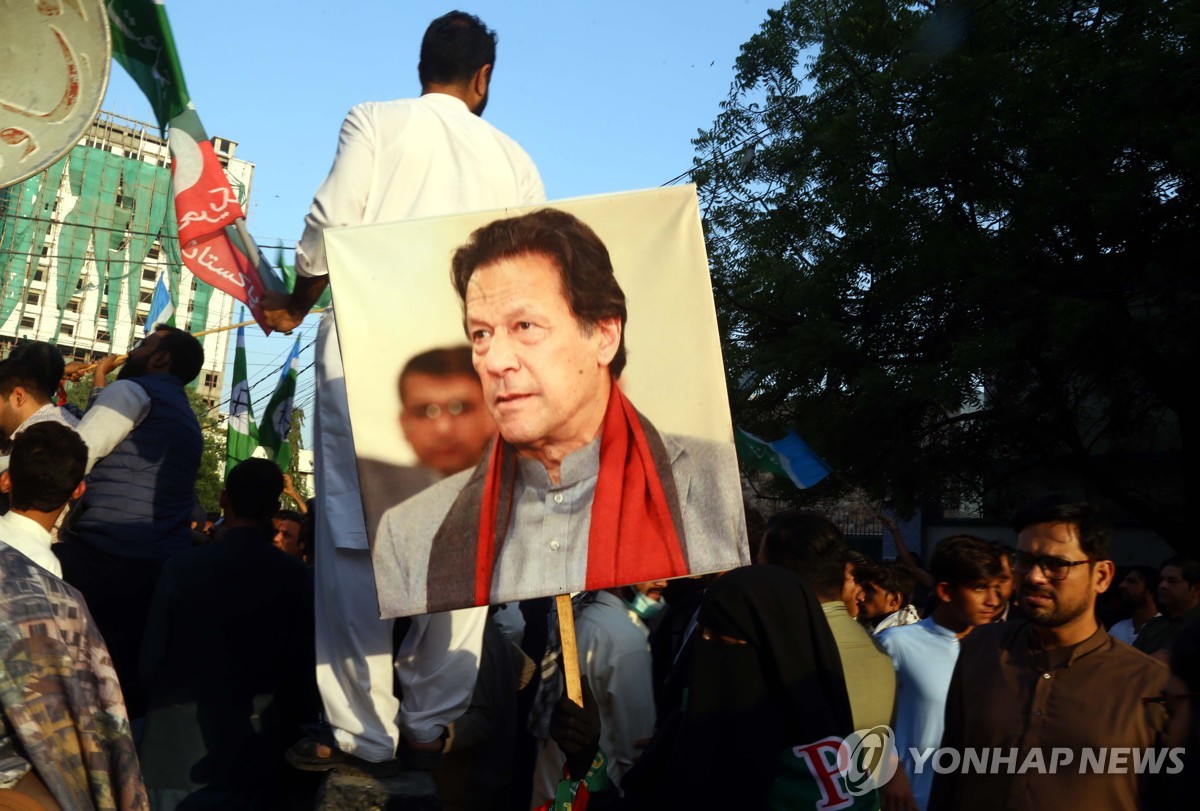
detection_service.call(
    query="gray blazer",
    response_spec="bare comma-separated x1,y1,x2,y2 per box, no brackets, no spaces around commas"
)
372,431,749,617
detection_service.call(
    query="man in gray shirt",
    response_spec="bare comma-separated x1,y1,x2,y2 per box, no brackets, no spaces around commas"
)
374,208,748,617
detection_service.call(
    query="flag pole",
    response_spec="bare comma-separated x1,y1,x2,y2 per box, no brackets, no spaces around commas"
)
64,308,327,378
192,307,327,338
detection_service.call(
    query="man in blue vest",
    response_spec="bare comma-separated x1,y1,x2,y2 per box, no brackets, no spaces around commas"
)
55,323,205,720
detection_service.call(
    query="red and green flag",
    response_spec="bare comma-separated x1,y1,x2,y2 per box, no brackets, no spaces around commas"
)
107,0,281,332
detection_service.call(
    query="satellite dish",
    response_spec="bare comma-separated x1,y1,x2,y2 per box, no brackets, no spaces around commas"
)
0,0,112,189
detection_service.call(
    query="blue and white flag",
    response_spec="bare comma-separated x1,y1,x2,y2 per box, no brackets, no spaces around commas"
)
734,428,832,489
145,274,175,334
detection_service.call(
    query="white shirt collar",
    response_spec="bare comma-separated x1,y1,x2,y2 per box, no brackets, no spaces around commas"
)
0,510,59,577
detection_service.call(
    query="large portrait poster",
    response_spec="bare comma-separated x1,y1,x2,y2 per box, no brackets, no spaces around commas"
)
326,186,749,616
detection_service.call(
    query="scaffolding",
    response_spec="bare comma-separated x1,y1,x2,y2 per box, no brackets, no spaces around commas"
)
0,111,244,406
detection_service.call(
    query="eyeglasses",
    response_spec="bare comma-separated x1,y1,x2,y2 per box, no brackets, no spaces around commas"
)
404,400,475,420
1011,550,1093,581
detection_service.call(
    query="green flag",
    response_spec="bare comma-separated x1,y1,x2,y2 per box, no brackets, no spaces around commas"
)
107,0,192,129
226,322,258,477
259,336,301,471
276,247,333,309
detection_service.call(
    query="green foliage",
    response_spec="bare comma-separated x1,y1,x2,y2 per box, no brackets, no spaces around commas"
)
188,389,224,512
284,406,310,507
699,0,1198,544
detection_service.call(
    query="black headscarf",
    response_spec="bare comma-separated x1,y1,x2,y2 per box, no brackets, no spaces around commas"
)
622,564,854,809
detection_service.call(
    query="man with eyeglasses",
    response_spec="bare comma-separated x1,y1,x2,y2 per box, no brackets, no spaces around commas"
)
357,345,495,542
930,498,1169,810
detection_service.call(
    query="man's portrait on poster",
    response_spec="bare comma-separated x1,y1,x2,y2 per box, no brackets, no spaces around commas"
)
367,205,748,616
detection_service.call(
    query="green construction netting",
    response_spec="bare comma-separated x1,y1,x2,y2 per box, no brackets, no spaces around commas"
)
0,160,66,325
0,142,204,350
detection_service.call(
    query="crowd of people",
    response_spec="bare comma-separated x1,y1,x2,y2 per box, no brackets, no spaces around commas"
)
0,332,1195,811
1,9,1195,811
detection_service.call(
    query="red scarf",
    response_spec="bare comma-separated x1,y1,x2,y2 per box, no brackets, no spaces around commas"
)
473,383,687,604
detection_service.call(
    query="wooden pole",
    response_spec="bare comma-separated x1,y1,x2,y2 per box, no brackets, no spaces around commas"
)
555,593,584,707
65,308,327,377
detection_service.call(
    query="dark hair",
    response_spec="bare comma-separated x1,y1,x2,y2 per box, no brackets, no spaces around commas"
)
6,341,64,401
418,11,496,88
398,346,477,402
0,360,47,401
1161,557,1200,588
759,510,848,599
275,509,303,525
859,561,917,607
154,325,204,383
930,535,1004,587
8,422,86,512
1126,564,1160,592
1011,496,1113,561
224,458,284,523
451,209,628,378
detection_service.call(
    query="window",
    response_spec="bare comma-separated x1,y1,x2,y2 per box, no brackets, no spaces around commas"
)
98,305,109,320
96,330,110,343
190,278,198,291
39,245,49,256
19,317,35,330
142,268,157,281
25,292,40,306
148,246,161,260
135,314,147,327
32,268,44,282
139,290,153,304
204,372,219,389
66,299,80,313
59,323,74,337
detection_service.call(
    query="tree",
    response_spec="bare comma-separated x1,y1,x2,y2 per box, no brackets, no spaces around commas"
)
696,1,1199,546
65,375,225,512
188,389,225,512
283,406,310,507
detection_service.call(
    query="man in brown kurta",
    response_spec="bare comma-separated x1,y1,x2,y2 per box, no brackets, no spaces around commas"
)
929,499,1170,810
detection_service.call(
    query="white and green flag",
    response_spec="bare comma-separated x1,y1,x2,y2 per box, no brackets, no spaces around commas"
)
226,322,258,477
259,336,301,471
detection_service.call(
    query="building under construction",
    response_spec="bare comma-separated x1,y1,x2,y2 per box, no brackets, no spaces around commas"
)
0,110,248,408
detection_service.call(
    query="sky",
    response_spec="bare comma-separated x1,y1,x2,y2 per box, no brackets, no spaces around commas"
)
99,0,778,442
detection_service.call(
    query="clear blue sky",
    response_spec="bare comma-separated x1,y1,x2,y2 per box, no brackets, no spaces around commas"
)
100,1,777,439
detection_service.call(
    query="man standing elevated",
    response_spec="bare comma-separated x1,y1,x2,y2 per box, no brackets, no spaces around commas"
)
55,324,205,721
263,11,543,770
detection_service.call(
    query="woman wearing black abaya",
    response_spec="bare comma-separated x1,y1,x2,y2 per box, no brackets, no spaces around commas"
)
619,564,875,809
